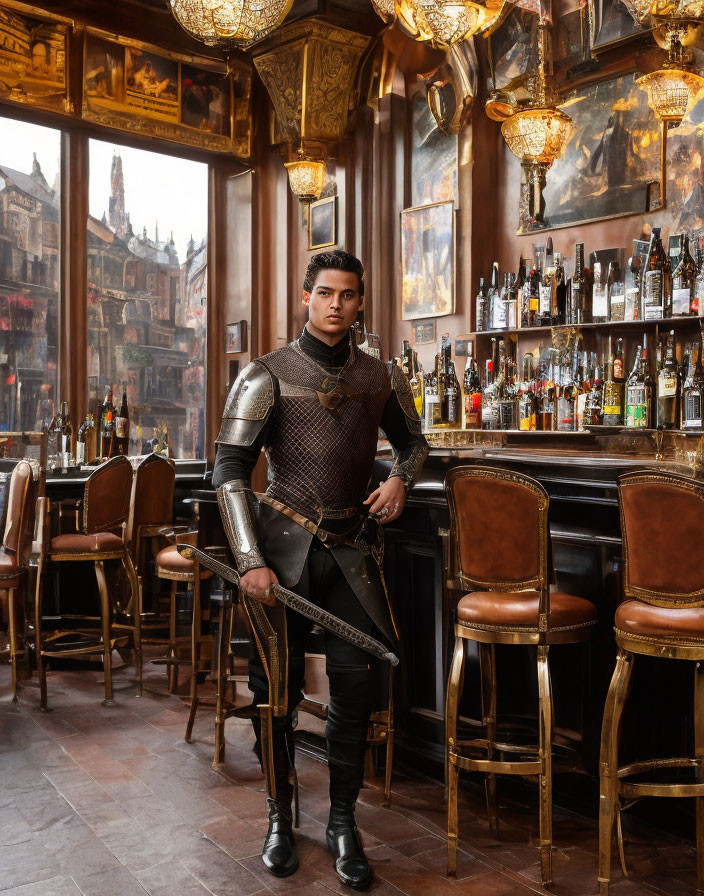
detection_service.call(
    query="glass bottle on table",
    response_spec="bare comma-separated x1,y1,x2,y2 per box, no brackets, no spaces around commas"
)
672,233,696,317
538,239,554,326
625,336,654,428
423,366,438,431
488,262,506,330
442,337,461,429
657,329,680,429
583,357,604,427
475,277,487,332
603,338,625,426
482,340,500,430
113,388,130,455
99,388,115,458
76,414,95,466
59,400,72,469
506,273,519,329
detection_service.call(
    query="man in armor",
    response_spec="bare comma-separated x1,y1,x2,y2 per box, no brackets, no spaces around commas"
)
212,250,427,891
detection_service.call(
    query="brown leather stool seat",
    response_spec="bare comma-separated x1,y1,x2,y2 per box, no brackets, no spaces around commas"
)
0,550,22,577
458,590,597,633
51,532,124,553
615,598,704,641
156,544,199,575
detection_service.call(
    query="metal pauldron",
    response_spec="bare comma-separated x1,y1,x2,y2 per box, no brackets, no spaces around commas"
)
217,361,275,447
216,480,265,573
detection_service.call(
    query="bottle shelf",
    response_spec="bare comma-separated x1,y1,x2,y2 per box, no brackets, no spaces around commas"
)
472,316,704,339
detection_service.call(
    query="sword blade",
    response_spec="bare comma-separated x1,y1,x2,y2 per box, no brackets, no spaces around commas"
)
176,544,399,666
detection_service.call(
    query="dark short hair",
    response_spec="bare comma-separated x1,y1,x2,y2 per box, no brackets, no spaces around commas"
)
303,250,365,297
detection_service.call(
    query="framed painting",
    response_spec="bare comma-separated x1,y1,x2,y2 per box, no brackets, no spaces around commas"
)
401,201,455,321
520,72,662,233
411,93,458,207
487,6,539,92
590,0,645,53
226,320,247,354
655,94,704,234
308,196,336,250
181,64,231,137
125,47,178,122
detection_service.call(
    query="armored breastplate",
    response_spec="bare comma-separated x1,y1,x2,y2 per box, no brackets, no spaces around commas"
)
258,341,391,523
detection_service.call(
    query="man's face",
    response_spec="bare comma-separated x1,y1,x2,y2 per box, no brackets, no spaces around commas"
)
303,269,362,342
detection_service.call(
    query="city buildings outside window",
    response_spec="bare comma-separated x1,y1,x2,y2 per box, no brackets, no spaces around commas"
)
88,139,208,459
0,117,60,433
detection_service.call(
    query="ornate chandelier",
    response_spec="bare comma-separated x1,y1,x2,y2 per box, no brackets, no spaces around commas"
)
169,0,293,48
500,19,573,222
371,0,502,47
284,159,326,203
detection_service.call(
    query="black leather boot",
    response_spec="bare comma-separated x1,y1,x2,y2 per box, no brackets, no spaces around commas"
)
262,797,298,877
326,790,372,891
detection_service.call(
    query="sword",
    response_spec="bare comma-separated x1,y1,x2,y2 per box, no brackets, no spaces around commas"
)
177,544,399,666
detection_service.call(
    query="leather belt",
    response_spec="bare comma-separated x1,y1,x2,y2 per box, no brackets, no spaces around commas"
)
256,493,361,547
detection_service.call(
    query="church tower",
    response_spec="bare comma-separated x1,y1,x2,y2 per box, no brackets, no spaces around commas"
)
109,152,128,236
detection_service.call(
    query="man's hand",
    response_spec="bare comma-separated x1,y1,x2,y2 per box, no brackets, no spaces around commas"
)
240,567,279,607
363,477,406,524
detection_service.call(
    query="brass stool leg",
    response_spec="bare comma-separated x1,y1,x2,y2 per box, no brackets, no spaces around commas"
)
123,550,143,697
35,559,47,711
168,579,178,693
695,660,704,893
94,560,113,706
537,644,554,889
446,635,466,877
480,642,498,836
8,586,18,703
213,593,231,768
185,571,201,743
383,665,394,807
598,649,633,896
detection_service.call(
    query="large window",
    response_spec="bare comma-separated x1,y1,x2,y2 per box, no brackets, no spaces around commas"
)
0,118,60,431
87,139,208,458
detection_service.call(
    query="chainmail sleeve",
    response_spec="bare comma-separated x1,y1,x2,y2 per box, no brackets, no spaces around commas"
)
213,361,277,574
380,364,429,492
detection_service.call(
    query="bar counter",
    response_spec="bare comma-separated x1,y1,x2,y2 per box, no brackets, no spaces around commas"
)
374,430,702,814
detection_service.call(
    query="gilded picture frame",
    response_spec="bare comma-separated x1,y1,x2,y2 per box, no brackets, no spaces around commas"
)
308,196,337,250
401,201,455,321
0,1,71,113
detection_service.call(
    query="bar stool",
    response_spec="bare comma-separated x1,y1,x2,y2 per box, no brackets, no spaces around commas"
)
444,466,597,886
34,455,141,708
0,460,41,701
154,530,212,739
599,469,704,895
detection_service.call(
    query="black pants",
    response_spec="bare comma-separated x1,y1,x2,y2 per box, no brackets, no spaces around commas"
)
249,539,379,802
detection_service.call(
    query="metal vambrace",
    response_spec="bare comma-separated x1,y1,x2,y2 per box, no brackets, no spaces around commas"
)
216,479,265,574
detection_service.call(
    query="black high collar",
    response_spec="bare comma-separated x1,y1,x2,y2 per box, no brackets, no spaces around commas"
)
299,326,352,370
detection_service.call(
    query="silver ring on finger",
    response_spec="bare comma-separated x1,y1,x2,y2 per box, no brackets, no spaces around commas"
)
379,507,389,517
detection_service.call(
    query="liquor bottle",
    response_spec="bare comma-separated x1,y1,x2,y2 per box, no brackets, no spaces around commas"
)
625,250,642,321
423,367,437,431
475,277,487,332
569,243,586,325
433,350,444,428
463,354,482,429
642,226,670,320
671,233,696,317
603,338,625,426
113,389,130,455
591,261,609,323
403,340,424,417
657,330,680,429
538,240,554,326
557,344,581,431
518,353,538,430
76,414,95,465
695,246,704,317
538,379,556,431
481,341,500,430
99,388,115,458
682,334,704,429
497,339,518,429
488,262,505,330
609,262,625,322
59,400,72,469
624,338,654,428
442,338,461,428
554,252,567,324
583,358,604,427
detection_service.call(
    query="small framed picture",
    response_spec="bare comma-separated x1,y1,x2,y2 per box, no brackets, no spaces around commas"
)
413,320,437,345
226,320,247,354
309,196,337,250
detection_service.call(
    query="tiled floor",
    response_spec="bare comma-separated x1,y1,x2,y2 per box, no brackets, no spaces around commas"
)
0,656,697,896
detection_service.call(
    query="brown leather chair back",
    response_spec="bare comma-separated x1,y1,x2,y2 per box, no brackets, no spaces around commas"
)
619,470,704,606
127,453,175,548
3,460,38,565
83,455,133,535
445,465,548,591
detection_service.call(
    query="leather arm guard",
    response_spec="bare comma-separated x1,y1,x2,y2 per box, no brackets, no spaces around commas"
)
387,363,429,492
217,480,266,573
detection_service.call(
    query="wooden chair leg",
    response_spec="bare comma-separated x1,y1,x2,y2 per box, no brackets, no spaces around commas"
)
537,644,554,889
694,660,704,893
598,649,634,896
446,635,466,877
480,642,498,836
185,572,200,743
35,560,47,711
168,579,178,693
213,594,231,768
122,549,143,697
8,586,18,703
94,561,113,706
